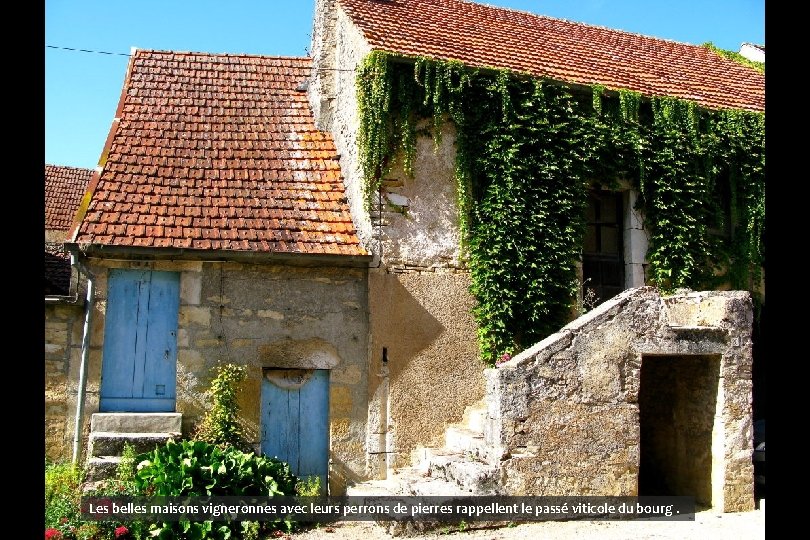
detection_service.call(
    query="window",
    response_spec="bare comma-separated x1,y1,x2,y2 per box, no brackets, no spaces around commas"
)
582,190,624,306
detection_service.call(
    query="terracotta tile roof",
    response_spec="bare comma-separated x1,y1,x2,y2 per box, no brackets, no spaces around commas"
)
45,164,93,231
339,0,764,112
73,50,367,257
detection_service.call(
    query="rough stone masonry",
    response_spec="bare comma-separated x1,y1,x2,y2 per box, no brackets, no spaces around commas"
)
484,287,754,512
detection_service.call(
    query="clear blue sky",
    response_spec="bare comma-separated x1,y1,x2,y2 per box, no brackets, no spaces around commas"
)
45,0,765,169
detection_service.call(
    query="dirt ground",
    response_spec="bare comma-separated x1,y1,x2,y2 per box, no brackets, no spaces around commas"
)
285,502,765,540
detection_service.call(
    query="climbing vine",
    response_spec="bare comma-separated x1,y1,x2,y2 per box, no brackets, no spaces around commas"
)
703,42,765,74
356,52,765,364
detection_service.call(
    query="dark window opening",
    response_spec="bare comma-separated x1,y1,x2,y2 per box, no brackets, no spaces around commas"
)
582,190,624,306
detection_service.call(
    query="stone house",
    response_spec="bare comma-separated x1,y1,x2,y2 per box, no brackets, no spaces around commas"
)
65,53,371,492
45,164,93,461
305,0,764,481
59,0,763,506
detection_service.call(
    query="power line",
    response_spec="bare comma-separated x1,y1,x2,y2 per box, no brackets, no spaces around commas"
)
45,44,358,71
46,44,131,57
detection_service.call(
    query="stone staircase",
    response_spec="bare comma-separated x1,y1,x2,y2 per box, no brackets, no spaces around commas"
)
348,400,502,498
85,413,182,482
348,288,757,518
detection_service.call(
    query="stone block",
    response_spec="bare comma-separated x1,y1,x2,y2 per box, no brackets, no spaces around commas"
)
90,413,183,434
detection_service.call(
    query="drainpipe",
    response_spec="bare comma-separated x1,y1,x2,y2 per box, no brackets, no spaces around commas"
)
71,253,95,465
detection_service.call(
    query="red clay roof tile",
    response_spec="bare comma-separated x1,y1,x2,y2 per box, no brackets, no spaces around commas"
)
73,50,366,256
339,0,763,112
45,164,93,231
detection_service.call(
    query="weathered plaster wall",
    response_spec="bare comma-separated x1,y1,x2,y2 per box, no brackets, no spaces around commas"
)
367,271,484,474
376,122,463,269
72,258,369,494
485,287,754,511
365,124,484,474
309,0,485,480
45,302,85,461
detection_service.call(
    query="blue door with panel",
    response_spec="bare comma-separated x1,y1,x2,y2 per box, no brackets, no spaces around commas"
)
100,269,180,412
261,369,329,490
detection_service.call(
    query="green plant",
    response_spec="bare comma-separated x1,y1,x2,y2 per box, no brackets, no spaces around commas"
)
45,461,84,535
239,521,259,540
194,363,249,450
295,475,323,497
703,42,764,73
133,440,297,538
356,52,764,364
578,279,600,314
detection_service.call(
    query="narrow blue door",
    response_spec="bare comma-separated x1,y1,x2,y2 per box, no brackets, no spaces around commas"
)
100,269,180,412
261,369,329,490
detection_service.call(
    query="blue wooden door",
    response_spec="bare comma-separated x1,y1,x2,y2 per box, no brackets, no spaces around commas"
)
261,369,329,489
100,269,180,412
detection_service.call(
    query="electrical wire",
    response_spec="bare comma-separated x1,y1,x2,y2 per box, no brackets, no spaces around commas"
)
46,45,130,57
46,44,357,71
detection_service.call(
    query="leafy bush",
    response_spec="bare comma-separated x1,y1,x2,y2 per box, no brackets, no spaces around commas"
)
133,440,297,538
193,364,249,450
136,440,296,496
45,461,84,535
295,475,323,497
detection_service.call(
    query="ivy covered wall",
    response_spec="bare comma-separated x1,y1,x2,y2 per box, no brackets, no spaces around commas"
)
356,52,765,364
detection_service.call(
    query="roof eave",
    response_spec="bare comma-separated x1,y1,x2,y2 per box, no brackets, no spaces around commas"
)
64,242,373,268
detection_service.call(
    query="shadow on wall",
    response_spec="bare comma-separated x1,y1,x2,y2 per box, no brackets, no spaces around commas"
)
370,271,486,468
370,273,446,365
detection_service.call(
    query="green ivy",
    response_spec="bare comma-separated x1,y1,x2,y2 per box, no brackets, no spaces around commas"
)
703,42,765,73
356,52,765,364
193,363,249,451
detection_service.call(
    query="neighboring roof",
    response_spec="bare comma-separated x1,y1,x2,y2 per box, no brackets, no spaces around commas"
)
742,43,765,53
338,0,764,112
45,164,93,231
73,50,366,257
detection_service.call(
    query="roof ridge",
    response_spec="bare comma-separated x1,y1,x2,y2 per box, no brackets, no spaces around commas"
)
456,0,704,49
46,164,95,172
133,49,312,61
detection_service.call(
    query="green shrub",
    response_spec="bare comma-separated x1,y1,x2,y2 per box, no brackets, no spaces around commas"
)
133,440,297,538
136,439,296,496
295,475,323,497
45,461,84,533
193,363,249,450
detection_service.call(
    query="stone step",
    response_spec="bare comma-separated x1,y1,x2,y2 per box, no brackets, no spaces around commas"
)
412,448,501,495
436,459,501,495
88,432,177,457
91,413,182,434
461,401,488,433
391,467,471,497
445,426,487,459
346,479,401,497
410,446,454,470
85,456,121,483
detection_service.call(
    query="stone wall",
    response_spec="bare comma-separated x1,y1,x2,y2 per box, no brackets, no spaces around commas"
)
485,287,754,512
45,302,85,461
70,258,369,494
